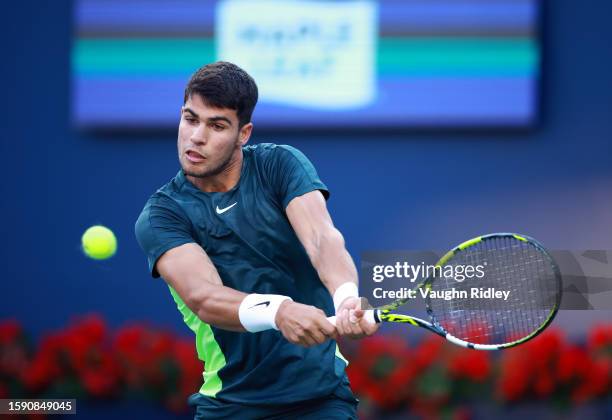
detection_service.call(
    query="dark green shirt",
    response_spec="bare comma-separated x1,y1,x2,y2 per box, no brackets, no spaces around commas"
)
135,143,348,405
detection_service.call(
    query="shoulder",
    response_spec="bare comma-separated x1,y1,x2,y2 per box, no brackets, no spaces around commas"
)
145,171,192,207
243,142,279,160
136,173,193,228
244,142,312,167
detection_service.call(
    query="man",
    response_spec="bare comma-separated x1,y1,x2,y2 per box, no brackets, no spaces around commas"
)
135,61,377,419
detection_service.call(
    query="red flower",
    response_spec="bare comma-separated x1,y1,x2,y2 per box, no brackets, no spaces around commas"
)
412,335,444,371
448,350,491,382
113,323,188,392
387,361,417,390
0,320,22,344
345,335,413,409
81,369,114,397
71,315,107,347
80,347,121,397
65,333,91,372
588,324,612,353
527,329,564,371
362,381,399,409
533,374,554,397
571,358,611,403
114,324,148,362
498,368,529,401
21,352,60,391
149,331,174,362
557,346,587,383
496,352,531,401
346,366,368,394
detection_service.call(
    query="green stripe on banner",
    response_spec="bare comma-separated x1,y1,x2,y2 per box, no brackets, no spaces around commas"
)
74,38,216,74
73,37,536,77
378,37,538,76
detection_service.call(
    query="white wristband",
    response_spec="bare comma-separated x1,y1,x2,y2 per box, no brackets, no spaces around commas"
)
333,282,359,312
238,293,292,332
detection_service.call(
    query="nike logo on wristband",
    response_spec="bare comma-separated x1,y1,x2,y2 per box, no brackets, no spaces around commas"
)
249,301,271,309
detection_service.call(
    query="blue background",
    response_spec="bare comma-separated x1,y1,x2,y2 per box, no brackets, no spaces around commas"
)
2,1,611,340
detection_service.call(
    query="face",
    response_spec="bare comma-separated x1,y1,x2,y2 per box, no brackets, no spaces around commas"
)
177,94,252,180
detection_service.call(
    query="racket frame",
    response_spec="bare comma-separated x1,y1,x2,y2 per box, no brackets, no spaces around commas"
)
371,233,562,350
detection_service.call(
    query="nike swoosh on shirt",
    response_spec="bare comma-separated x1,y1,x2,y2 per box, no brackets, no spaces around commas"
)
215,202,237,214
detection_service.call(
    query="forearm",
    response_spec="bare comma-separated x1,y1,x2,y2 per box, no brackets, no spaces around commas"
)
184,282,248,331
308,227,358,295
158,243,294,334
180,279,294,333
156,243,249,331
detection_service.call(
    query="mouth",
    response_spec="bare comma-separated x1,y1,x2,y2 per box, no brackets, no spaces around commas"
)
185,149,206,163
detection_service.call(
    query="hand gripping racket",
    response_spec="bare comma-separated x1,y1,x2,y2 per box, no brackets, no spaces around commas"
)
329,233,562,350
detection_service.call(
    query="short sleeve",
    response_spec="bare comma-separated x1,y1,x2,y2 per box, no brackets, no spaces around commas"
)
270,145,330,209
134,195,195,278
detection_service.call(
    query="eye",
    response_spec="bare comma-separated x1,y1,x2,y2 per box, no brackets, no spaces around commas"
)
211,123,226,131
184,115,198,124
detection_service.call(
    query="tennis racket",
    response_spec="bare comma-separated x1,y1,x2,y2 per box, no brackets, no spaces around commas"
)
329,233,562,350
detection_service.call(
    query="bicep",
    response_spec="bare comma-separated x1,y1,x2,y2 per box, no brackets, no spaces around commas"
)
267,145,329,208
286,190,337,256
156,242,222,302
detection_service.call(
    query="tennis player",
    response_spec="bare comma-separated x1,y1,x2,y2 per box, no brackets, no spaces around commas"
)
135,61,378,419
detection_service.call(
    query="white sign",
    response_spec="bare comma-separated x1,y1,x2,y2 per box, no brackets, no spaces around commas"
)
216,0,378,110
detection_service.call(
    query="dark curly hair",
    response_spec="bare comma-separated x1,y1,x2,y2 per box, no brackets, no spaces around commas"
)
183,61,259,127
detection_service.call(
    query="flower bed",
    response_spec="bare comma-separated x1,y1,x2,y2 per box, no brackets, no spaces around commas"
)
343,326,611,418
0,316,201,414
1,316,609,418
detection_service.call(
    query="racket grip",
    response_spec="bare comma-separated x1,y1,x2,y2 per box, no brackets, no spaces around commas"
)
327,309,379,326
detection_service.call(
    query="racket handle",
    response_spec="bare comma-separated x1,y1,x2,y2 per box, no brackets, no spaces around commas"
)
327,309,379,326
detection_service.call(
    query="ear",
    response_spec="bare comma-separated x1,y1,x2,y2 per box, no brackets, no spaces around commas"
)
238,122,253,146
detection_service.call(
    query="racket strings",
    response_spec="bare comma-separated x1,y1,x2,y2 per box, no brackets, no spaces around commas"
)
427,236,560,345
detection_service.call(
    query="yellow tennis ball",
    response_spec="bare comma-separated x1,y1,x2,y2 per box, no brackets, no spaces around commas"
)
82,225,117,260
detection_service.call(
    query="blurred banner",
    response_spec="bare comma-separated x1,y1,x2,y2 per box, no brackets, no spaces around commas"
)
72,0,540,129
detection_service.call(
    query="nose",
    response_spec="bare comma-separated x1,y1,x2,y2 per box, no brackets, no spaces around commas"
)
190,124,207,145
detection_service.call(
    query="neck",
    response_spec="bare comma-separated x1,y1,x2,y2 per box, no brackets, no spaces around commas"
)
187,150,243,193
